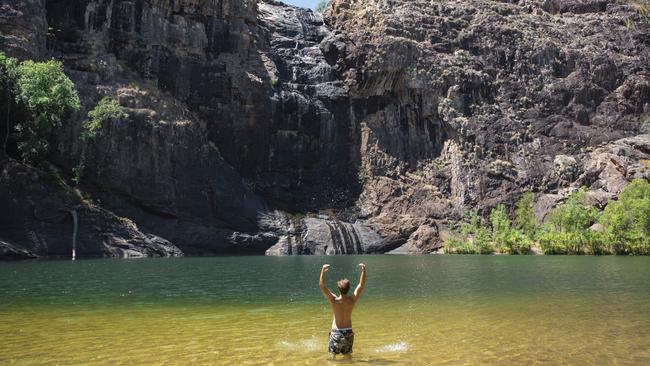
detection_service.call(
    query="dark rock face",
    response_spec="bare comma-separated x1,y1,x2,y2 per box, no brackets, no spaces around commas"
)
0,157,182,258
1,0,649,258
0,0,47,59
257,1,360,209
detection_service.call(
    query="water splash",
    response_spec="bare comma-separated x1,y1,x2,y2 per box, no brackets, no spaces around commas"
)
375,341,409,353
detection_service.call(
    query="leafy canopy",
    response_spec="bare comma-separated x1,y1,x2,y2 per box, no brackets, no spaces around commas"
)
515,191,537,238
74,97,126,185
13,57,80,161
600,179,650,242
545,187,597,233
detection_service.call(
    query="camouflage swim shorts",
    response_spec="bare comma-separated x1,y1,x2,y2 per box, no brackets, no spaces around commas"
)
328,328,354,354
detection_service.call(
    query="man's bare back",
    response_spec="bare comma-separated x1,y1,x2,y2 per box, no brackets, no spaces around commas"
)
329,294,356,329
319,263,366,359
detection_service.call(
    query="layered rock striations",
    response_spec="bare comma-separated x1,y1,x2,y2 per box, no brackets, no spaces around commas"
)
324,0,650,251
0,0,648,258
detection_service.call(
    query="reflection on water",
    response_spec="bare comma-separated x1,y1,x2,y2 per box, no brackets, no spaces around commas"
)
0,255,649,365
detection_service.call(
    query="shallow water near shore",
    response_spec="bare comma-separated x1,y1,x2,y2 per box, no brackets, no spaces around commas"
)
1,255,649,365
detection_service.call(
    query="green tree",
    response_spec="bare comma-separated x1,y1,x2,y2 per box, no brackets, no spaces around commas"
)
73,97,126,185
316,0,329,13
539,187,598,254
515,191,537,239
490,204,510,250
0,53,18,154
599,179,650,255
14,58,80,162
545,188,597,233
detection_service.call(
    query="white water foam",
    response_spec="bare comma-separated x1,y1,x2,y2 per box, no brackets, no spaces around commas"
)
375,341,409,353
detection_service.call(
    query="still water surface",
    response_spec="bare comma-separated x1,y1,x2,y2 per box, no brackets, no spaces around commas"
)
1,255,649,365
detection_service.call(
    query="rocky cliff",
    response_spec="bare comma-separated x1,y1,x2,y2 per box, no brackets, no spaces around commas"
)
0,0,648,258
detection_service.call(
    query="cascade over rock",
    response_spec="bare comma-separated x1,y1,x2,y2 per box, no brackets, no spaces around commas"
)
0,0,649,258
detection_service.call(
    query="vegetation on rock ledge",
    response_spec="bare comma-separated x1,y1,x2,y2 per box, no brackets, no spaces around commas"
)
446,179,650,255
0,52,80,162
73,97,126,185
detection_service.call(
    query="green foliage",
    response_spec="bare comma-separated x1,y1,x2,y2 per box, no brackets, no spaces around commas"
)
490,204,510,249
82,97,125,140
600,179,650,255
515,192,537,239
316,0,329,13
475,227,494,254
545,187,597,233
0,53,18,83
73,97,126,185
538,230,590,255
444,235,476,254
13,58,80,162
445,207,531,255
538,230,570,255
539,188,598,254
501,229,533,255
583,231,612,256
446,181,650,255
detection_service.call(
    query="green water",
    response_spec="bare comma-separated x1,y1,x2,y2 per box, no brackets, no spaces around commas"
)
1,255,649,365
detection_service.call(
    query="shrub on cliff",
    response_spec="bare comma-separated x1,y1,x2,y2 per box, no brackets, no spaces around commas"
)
73,97,127,185
82,97,126,140
0,53,80,162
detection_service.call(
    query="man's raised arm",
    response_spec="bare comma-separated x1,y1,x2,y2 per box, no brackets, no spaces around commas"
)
353,263,366,300
320,264,335,302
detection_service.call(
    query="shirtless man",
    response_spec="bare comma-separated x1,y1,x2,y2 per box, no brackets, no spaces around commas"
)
319,263,366,360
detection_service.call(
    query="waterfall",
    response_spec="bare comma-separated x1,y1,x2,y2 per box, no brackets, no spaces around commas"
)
325,221,362,254
70,210,78,260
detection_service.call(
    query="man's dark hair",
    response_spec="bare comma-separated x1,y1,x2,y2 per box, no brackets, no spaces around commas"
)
337,278,350,295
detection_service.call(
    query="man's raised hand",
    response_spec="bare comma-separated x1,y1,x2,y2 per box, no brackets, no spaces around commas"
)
322,264,330,272
358,263,366,271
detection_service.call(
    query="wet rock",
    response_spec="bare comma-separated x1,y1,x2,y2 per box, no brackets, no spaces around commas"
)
0,239,38,260
265,213,385,255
